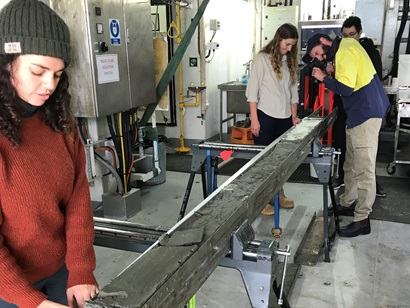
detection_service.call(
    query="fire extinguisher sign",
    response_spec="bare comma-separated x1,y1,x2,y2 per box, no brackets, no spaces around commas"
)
109,19,121,45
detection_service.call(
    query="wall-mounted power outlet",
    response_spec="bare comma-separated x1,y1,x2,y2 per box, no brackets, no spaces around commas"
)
206,42,220,50
210,19,220,31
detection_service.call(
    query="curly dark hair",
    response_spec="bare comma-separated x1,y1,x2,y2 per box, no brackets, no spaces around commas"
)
0,54,74,146
260,23,299,84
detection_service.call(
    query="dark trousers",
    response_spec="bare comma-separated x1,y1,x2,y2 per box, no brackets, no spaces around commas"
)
0,265,69,307
332,95,347,179
253,109,293,146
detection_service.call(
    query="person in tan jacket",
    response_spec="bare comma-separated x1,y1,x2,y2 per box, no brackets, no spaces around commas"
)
246,23,301,215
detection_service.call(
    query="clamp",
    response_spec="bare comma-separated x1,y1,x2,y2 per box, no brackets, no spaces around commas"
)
220,220,291,308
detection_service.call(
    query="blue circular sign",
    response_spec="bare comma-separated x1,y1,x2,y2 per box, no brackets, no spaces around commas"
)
110,20,119,38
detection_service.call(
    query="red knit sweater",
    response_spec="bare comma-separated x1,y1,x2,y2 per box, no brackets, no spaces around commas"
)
0,113,98,307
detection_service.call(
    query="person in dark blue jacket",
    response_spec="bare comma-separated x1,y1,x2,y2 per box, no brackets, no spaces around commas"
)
331,16,387,198
304,33,390,237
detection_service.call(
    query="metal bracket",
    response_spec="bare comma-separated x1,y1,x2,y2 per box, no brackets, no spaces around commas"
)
304,139,334,184
220,220,291,308
304,139,337,262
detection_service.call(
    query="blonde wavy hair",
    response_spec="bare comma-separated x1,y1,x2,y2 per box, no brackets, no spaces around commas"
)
260,23,299,84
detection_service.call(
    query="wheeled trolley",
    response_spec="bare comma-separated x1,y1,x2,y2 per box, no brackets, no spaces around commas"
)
387,98,410,174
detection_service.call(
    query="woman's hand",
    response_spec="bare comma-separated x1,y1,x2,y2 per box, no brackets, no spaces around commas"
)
250,118,261,137
292,117,302,127
67,284,99,308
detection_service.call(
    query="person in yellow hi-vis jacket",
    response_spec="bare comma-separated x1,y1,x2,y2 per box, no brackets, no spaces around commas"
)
304,34,390,237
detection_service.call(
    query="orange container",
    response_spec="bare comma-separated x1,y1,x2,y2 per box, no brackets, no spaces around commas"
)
230,126,254,144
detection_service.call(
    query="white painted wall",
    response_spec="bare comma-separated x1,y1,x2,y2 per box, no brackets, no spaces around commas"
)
203,0,258,140
300,0,324,21
164,0,257,143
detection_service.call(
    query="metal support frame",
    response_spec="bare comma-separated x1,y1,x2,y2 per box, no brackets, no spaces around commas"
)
94,137,340,263
220,220,291,308
304,139,339,262
387,98,410,174
178,142,265,220
178,138,340,255
93,217,167,253
87,110,337,308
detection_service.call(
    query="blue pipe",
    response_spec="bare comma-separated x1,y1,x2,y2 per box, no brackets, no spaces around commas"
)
206,149,211,196
274,192,279,228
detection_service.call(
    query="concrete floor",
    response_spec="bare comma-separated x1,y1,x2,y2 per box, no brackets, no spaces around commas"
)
94,160,410,307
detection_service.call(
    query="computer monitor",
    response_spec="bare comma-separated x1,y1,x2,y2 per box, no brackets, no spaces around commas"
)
299,20,344,53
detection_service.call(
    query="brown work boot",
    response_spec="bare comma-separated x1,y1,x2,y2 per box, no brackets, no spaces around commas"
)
261,203,274,216
279,192,294,209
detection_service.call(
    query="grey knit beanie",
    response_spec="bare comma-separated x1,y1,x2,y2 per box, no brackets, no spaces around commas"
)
0,0,71,65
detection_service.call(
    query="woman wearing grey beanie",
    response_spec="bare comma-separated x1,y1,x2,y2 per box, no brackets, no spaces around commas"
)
0,0,98,307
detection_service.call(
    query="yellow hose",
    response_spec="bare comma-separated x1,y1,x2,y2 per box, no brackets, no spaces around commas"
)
118,113,128,194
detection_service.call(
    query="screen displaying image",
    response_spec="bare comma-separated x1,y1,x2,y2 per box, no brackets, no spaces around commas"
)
299,21,343,51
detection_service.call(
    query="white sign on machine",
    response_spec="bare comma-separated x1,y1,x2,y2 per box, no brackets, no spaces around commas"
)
96,54,120,84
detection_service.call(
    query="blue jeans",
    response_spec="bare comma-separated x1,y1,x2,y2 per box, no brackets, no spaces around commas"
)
0,265,68,307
